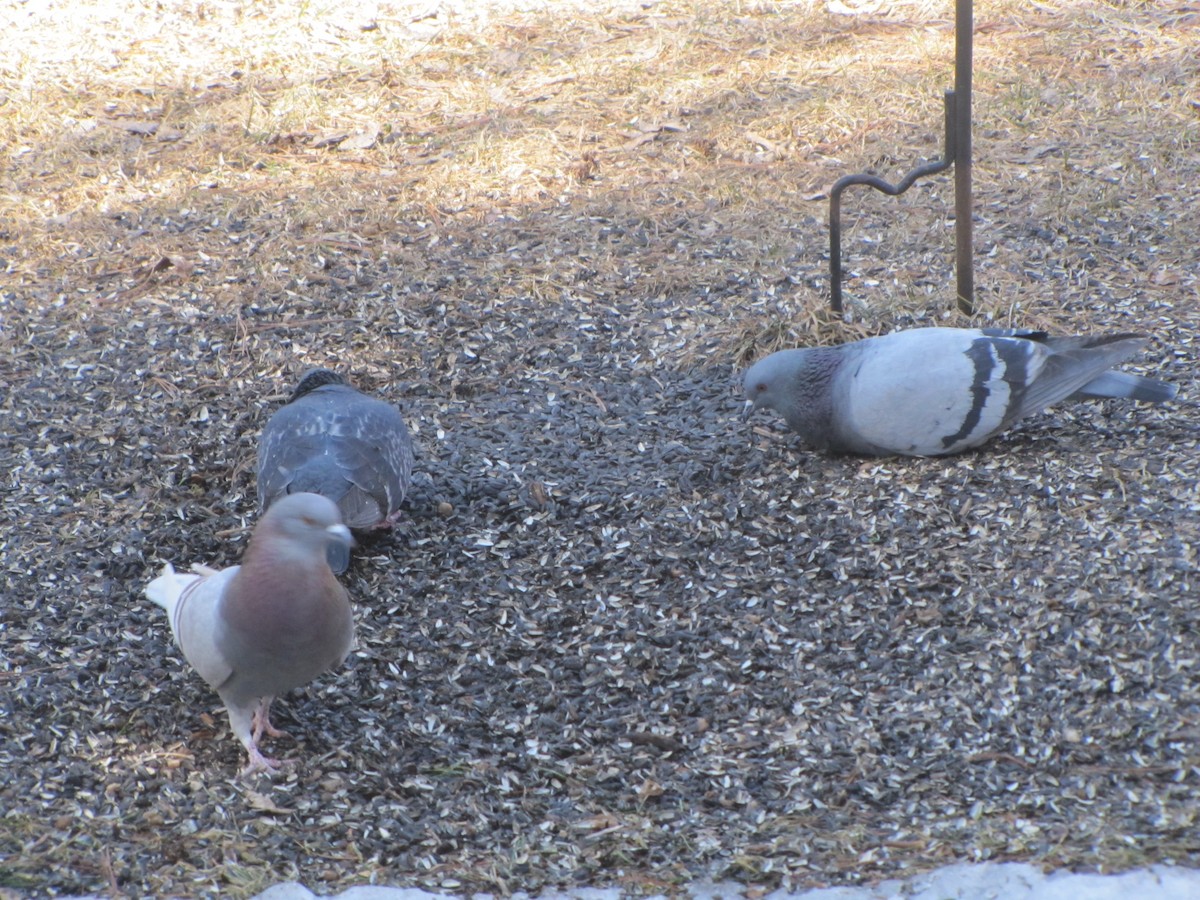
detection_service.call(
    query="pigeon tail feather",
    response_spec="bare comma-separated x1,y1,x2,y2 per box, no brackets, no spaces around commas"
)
145,563,200,615
286,457,354,503
1071,371,1178,404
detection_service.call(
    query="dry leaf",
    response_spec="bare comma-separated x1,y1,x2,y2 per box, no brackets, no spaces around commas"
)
637,778,664,801
168,255,196,277
528,480,550,508
1024,144,1063,162
244,790,291,815
623,131,661,151
745,131,780,153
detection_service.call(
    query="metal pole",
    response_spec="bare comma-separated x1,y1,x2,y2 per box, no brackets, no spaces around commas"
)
829,91,956,314
830,187,845,314
828,0,977,315
954,0,974,314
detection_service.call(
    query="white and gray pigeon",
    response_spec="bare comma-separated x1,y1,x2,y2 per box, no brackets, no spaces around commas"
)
257,369,414,573
145,492,354,776
743,326,1177,456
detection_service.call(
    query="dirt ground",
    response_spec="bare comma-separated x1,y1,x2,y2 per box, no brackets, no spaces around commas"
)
1,0,1198,897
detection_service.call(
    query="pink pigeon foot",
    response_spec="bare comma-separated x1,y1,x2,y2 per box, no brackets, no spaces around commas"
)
372,509,405,530
251,698,291,743
241,745,284,777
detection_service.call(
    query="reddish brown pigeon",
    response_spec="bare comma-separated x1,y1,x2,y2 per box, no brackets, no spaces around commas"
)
145,492,355,775
257,369,414,573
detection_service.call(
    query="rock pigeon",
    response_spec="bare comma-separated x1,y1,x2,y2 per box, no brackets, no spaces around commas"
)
145,492,355,775
743,327,1177,456
257,369,414,573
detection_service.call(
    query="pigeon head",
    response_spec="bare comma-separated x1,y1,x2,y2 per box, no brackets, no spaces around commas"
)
743,350,808,414
289,369,349,403
256,492,353,563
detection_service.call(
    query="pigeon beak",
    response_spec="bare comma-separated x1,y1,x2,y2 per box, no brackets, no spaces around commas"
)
741,399,756,421
327,523,353,549
324,523,354,575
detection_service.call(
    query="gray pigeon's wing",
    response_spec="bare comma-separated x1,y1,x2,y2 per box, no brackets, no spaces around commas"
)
258,384,414,529
1004,333,1148,420
258,370,361,511
837,328,1044,455
979,327,1049,341
325,397,415,527
891,331,1149,450
903,331,1118,449
257,399,351,511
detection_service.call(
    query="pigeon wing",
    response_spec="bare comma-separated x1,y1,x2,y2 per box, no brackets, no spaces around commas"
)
835,328,1045,455
329,400,415,528
1004,333,1149,420
257,397,354,511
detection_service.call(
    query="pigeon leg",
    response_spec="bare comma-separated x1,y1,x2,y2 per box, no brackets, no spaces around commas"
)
376,508,406,529
226,699,284,776
251,697,290,742
240,745,284,777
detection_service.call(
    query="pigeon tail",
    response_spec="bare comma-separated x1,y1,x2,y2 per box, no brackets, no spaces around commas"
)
1071,371,1178,404
145,563,198,615
287,457,353,503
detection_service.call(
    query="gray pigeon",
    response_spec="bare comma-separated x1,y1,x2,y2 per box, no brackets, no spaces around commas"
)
145,492,354,776
743,327,1177,456
257,369,414,573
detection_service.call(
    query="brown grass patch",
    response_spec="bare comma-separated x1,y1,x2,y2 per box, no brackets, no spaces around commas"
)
4,0,1194,344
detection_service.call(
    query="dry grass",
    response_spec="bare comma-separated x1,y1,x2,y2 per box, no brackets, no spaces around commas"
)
4,0,1193,338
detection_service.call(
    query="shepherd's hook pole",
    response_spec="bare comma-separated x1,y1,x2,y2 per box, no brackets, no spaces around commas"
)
954,0,973,314
828,0,975,315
